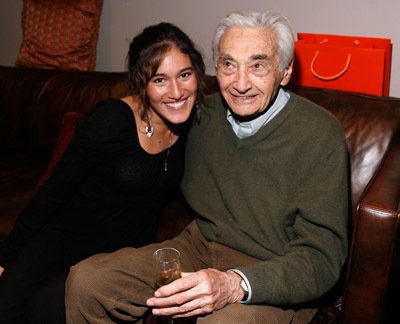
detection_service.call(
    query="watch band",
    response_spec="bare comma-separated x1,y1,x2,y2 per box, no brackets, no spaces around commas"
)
240,279,249,301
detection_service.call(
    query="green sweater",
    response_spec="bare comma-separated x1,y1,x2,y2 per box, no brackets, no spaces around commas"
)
181,92,349,305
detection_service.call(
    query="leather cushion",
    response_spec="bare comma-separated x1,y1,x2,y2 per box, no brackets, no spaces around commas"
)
35,111,82,189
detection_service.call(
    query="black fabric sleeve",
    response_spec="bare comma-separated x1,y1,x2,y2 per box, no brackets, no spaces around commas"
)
0,100,127,267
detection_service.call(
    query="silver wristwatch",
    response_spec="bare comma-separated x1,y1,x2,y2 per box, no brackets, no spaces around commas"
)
240,279,249,301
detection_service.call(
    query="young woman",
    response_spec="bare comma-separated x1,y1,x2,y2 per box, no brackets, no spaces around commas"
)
0,22,205,323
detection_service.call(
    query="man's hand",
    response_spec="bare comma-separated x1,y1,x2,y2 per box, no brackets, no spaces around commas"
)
146,269,244,318
0,266,4,277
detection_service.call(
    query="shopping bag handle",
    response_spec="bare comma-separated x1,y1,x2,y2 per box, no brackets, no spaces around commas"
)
311,50,352,80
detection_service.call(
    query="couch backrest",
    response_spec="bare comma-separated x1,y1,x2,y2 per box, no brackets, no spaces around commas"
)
0,66,129,157
2,65,400,213
290,87,400,212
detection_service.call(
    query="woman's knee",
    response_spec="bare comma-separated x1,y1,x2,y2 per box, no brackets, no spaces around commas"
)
27,274,67,324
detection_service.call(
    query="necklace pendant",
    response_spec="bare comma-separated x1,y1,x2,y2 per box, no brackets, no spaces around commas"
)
163,147,170,172
145,125,154,138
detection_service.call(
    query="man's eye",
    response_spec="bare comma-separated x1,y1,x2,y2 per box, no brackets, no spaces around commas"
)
251,62,273,76
219,61,235,71
224,61,233,68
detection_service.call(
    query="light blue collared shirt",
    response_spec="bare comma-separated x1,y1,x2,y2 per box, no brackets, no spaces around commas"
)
227,88,290,139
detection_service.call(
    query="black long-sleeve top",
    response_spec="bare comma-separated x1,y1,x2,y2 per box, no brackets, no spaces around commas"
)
0,99,186,266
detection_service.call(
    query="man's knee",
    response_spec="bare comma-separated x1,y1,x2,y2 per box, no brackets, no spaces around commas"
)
67,257,104,299
65,256,114,322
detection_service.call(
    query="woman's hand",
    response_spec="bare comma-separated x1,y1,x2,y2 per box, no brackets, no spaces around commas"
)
0,266,4,277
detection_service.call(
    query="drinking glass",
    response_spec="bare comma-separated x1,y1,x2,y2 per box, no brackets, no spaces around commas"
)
153,247,182,324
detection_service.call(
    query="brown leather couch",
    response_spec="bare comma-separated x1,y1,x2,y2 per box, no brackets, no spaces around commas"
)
0,65,399,323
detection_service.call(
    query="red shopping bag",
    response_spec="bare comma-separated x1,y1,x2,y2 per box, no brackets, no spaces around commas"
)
290,33,392,96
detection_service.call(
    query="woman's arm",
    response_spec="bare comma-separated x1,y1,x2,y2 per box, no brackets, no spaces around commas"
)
0,100,121,267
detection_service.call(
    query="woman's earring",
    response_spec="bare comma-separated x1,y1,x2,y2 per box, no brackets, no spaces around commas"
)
145,122,154,138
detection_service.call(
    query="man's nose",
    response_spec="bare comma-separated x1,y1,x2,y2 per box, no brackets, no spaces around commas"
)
233,67,251,93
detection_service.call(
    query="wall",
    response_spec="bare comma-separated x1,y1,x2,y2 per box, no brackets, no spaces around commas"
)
1,0,399,97
0,1,22,66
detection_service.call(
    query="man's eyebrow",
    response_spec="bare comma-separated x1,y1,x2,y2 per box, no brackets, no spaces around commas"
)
217,54,272,63
218,54,234,61
250,54,269,60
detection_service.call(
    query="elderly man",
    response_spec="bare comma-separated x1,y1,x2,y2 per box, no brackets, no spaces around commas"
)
66,10,349,323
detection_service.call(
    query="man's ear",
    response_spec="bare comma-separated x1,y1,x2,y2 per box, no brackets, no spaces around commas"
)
280,59,293,86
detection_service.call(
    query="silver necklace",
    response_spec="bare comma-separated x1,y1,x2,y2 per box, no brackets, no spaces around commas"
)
162,148,170,171
142,115,173,171
162,131,173,172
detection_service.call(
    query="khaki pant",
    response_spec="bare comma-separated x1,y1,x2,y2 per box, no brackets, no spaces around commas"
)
66,221,316,323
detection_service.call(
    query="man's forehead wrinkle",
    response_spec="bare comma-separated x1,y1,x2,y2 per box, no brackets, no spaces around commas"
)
218,53,271,64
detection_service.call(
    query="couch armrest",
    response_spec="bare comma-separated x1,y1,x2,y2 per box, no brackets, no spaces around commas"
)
341,134,400,323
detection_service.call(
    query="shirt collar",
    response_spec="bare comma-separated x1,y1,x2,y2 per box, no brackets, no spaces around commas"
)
227,88,290,139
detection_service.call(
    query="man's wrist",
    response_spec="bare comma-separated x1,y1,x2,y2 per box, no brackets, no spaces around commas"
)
228,269,251,304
